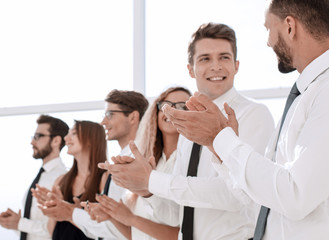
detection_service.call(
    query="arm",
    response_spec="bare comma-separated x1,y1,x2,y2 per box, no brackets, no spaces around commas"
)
213,84,329,220
72,207,127,239
149,171,247,210
96,194,179,240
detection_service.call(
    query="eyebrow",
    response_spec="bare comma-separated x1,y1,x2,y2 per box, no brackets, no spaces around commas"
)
196,52,233,59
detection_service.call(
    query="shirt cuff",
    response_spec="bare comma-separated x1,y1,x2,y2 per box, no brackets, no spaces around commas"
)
17,217,26,233
213,127,241,161
149,170,171,198
72,208,87,225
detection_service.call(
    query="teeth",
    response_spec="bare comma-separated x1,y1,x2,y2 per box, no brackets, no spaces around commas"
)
208,77,224,81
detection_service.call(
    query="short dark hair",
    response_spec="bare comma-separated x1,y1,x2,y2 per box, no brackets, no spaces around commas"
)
269,0,329,40
105,89,149,121
36,115,69,150
188,23,237,65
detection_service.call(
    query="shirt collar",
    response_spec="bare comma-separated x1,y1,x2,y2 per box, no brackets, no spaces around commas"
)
297,49,329,93
42,157,62,173
212,87,238,110
120,144,131,156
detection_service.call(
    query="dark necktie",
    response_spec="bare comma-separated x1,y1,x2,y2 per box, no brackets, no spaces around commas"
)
103,173,112,196
181,143,201,240
98,174,112,240
253,82,300,240
20,167,45,240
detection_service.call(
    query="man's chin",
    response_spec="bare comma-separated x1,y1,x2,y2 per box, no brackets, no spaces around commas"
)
278,62,296,74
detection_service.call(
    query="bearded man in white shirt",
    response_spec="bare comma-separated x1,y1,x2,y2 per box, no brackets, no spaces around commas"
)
161,0,329,239
0,115,69,240
105,23,275,239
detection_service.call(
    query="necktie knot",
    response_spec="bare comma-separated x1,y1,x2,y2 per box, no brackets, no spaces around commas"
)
290,82,300,96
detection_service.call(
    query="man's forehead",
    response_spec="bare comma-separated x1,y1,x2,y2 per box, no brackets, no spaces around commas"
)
194,39,234,57
36,123,50,132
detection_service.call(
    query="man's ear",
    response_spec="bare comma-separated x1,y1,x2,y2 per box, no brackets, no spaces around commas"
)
234,60,240,75
51,135,62,148
128,110,140,124
285,16,296,40
187,64,196,78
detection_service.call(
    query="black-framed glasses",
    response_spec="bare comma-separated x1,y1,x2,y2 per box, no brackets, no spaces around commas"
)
31,133,54,141
103,110,132,120
157,100,187,111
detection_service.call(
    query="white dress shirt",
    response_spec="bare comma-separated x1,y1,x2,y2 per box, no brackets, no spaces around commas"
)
212,50,329,240
72,145,130,240
149,88,274,240
127,151,180,240
18,157,67,240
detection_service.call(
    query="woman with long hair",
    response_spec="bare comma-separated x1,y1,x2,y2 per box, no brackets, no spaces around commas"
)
48,120,107,239
94,86,191,240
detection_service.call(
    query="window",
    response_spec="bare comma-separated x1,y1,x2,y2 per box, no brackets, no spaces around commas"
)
145,0,298,97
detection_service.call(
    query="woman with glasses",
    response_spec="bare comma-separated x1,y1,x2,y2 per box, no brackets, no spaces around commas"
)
94,86,191,240
36,120,108,240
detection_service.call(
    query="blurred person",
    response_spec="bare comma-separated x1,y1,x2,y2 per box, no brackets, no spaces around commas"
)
94,87,191,240
38,120,108,240
0,115,69,240
34,90,149,240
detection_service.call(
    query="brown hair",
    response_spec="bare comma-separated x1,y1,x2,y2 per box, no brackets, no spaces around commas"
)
59,120,106,202
269,0,329,40
105,89,149,121
136,87,191,164
36,114,69,150
188,23,237,65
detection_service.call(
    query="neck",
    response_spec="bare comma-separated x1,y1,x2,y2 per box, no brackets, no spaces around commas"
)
74,152,90,177
294,37,329,73
118,129,137,150
162,132,179,160
42,151,60,165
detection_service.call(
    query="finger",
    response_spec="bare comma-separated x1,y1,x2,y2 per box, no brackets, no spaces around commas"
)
6,209,15,214
186,93,207,111
98,162,109,170
96,195,117,208
128,141,145,162
162,105,187,122
224,103,239,135
80,201,87,208
18,209,21,217
148,156,156,170
107,164,124,174
73,197,81,208
111,155,134,164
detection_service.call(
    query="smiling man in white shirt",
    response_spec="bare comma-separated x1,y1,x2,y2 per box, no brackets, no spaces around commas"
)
161,0,329,239
0,115,69,240
106,23,275,239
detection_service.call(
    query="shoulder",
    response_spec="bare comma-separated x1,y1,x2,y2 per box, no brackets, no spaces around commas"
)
233,93,273,120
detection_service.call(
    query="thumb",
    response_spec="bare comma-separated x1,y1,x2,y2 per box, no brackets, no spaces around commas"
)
224,103,239,135
54,185,63,199
148,156,156,170
18,209,21,217
73,197,81,208
129,141,145,162
193,92,216,111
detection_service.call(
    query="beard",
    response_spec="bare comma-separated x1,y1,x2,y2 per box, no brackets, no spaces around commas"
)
273,34,296,73
33,142,53,159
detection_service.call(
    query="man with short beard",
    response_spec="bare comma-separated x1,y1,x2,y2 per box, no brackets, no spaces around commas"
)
0,115,69,240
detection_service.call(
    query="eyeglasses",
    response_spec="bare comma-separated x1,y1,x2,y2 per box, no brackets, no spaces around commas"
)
103,110,132,120
157,100,187,111
31,133,54,141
